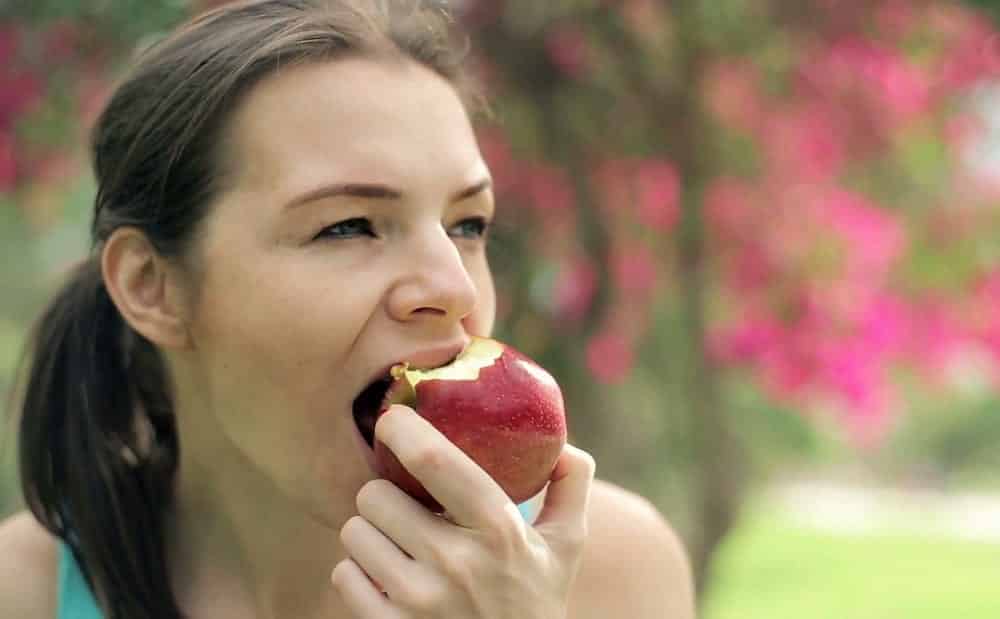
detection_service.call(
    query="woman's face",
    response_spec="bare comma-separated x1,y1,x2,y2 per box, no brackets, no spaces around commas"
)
174,57,496,523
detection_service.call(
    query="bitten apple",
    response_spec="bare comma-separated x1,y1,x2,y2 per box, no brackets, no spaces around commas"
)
374,337,567,512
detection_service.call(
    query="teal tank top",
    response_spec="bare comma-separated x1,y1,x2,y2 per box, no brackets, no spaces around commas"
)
56,498,542,618
57,543,102,619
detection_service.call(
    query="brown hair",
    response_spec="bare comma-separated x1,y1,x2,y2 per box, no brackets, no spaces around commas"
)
14,1,476,616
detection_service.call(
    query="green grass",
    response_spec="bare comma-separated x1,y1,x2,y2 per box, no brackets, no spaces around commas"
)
701,509,1000,619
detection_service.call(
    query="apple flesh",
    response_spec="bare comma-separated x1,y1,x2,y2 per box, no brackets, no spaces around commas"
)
373,337,567,513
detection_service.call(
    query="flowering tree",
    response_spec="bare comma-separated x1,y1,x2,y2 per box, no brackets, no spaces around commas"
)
463,0,1000,591
4,0,1000,597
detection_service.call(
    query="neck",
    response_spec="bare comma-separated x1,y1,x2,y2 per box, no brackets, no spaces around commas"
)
166,412,365,618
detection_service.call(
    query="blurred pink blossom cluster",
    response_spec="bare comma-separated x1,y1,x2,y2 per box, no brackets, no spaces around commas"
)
707,179,910,445
479,126,681,383
702,2,1000,445
0,24,43,191
0,21,108,199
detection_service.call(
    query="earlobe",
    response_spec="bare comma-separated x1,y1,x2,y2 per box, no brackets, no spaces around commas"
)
101,228,192,350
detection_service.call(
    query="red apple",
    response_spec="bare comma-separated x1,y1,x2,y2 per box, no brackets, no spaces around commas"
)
373,336,567,512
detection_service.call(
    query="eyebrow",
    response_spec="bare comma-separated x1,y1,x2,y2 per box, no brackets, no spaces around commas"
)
284,177,493,210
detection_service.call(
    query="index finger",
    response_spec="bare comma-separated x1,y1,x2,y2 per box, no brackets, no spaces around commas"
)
374,405,516,529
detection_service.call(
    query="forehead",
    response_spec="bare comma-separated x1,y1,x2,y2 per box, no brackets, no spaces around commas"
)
222,56,483,198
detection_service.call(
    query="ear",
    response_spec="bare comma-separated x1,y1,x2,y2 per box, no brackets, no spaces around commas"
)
101,227,193,350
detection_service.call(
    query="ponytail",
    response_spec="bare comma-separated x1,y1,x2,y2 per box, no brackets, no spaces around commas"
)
17,256,182,618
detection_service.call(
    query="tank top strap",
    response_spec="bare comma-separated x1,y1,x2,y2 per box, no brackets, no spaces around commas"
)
57,542,103,619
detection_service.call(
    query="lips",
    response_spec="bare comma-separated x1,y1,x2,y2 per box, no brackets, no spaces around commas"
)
351,341,469,447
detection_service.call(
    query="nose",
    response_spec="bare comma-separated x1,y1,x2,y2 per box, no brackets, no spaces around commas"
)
386,226,478,324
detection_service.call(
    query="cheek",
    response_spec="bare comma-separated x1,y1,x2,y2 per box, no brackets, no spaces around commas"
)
187,247,358,401
466,257,496,337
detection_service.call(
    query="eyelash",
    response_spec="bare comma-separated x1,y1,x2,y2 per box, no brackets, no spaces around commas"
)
314,217,492,242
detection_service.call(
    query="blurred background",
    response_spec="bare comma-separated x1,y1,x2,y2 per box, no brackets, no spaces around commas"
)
2,0,1000,616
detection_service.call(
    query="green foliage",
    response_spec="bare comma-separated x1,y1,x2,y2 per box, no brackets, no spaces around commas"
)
964,0,1000,25
880,394,1000,489
3,0,188,44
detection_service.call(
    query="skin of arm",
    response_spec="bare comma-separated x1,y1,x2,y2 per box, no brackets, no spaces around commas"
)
0,512,58,619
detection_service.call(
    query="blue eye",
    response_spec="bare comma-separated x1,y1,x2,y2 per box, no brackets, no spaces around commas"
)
449,217,491,240
315,218,375,240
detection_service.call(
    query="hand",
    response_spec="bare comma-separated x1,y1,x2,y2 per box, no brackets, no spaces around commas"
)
331,404,596,618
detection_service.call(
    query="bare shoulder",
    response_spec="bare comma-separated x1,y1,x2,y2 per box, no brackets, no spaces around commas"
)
0,510,59,618
567,479,696,619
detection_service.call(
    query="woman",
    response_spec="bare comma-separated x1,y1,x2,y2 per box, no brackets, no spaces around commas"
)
0,1,695,617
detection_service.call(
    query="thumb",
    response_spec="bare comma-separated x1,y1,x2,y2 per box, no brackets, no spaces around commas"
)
532,444,596,546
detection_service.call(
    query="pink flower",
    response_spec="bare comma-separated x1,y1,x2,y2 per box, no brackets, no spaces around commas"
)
711,290,909,447
43,20,80,63
545,25,590,79
798,38,930,125
708,315,782,365
932,6,1000,88
903,301,967,377
876,0,917,38
869,52,930,119
970,271,1000,364
635,160,680,232
477,128,518,197
705,60,762,133
460,0,507,29
943,114,983,154
586,331,635,384
553,257,599,322
727,244,775,293
0,25,19,66
764,345,815,397
821,189,906,280
857,294,911,354
0,131,15,191
798,37,876,99
611,244,658,299
762,104,846,182
0,71,43,128
77,73,112,129
705,177,755,241
525,163,576,213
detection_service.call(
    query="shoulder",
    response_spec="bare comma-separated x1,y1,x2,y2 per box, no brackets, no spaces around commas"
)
0,510,59,618
566,479,696,619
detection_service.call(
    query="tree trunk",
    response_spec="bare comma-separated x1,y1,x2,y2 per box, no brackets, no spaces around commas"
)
671,1,749,596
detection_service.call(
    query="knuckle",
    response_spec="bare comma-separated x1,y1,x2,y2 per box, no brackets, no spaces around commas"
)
393,577,446,611
330,560,353,589
406,445,447,473
339,515,367,545
356,479,391,513
479,510,527,557
434,538,480,580
575,447,597,477
583,452,597,476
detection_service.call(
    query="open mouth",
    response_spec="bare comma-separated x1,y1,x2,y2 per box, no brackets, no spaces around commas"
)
352,375,393,448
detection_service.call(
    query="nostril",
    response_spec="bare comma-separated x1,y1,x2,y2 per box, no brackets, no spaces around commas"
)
413,306,448,316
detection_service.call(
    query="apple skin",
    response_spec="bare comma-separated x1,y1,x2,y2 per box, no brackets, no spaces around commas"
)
373,337,567,513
